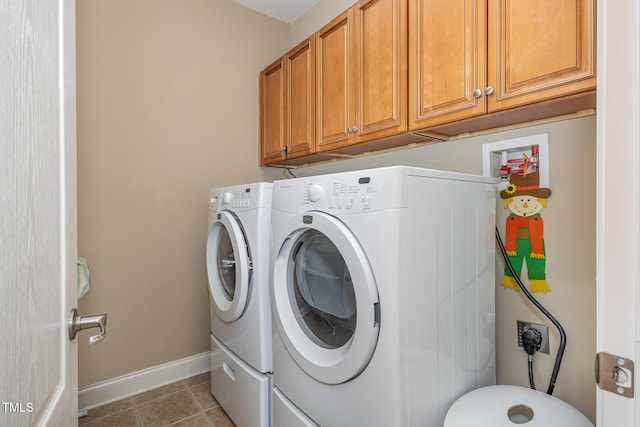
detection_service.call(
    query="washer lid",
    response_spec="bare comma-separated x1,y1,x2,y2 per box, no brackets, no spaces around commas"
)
271,211,380,385
206,211,251,323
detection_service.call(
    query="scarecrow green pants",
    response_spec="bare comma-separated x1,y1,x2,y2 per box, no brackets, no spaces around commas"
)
501,237,550,293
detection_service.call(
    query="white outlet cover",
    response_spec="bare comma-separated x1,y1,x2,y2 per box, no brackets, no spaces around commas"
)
482,134,549,191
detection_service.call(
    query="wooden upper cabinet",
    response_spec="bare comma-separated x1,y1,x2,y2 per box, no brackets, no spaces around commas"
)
409,0,596,132
316,8,356,152
261,0,596,165
409,0,487,129
260,38,316,165
355,0,407,141
316,0,407,153
487,0,596,111
286,38,316,159
260,58,285,165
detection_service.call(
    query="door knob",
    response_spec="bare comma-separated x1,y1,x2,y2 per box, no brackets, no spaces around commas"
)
68,308,107,345
485,86,495,96
473,88,483,98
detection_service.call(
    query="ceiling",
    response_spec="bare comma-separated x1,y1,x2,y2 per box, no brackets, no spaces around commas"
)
233,0,321,24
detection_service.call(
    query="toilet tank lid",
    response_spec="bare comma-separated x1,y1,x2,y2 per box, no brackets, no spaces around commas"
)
444,385,593,427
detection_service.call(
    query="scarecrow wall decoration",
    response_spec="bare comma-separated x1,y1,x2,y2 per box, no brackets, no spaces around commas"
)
500,171,552,294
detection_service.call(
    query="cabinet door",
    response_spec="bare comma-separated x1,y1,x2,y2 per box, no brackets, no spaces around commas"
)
355,0,407,141
286,38,316,159
409,0,487,130
316,8,357,152
260,58,285,165
487,0,596,111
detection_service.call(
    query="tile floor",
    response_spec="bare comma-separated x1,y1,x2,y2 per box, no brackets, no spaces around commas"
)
79,372,235,427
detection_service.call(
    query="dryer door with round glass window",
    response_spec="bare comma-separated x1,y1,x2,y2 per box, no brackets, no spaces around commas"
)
271,211,379,385
207,211,251,323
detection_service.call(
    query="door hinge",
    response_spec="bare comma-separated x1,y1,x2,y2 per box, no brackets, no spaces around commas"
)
595,352,634,398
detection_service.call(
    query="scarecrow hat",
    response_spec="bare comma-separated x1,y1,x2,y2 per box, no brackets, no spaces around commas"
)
500,171,551,199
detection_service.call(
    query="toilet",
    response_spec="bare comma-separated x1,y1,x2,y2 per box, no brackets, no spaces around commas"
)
444,385,593,426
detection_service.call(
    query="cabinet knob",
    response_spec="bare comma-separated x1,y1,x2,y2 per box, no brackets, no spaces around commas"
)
485,86,495,96
346,126,359,134
473,88,483,99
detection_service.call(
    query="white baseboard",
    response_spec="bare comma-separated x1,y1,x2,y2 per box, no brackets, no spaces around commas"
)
78,351,211,411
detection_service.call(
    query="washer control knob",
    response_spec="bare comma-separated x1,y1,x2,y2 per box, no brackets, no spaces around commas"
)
308,184,324,202
222,192,233,204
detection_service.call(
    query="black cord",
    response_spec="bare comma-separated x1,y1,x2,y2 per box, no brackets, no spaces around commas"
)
495,226,567,395
522,328,542,390
528,356,536,390
282,146,296,178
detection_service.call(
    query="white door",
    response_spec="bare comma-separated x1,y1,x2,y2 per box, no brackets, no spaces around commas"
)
0,0,78,426
596,0,640,425
271,212,380,385
207,211,252,322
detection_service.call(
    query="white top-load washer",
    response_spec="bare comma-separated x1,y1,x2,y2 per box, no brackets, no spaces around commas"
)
269,166,497,427
206,182,272,427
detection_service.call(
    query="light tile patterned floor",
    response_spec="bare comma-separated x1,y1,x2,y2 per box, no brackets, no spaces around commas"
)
79,372,235,427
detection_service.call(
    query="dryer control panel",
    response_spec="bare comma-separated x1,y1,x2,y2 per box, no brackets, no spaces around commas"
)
273,168,407,214
320,181,375,211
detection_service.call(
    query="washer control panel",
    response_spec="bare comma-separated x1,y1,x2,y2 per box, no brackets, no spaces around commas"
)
208,188,223,211
214,183,272,211
222,188,254,209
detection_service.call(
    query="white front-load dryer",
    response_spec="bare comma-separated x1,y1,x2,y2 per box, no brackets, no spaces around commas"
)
206,182,272,427
270,167,497,427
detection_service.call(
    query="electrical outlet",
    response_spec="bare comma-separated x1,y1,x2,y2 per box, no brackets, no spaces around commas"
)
517,320,549,355
482,134,549,192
